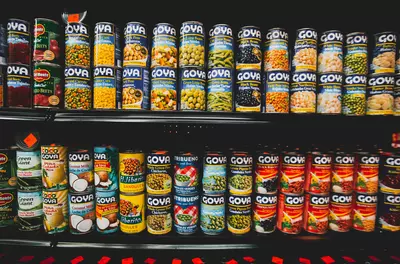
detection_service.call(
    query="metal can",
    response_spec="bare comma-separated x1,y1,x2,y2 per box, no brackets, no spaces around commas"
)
264,28,289,72
255,151,279,194
179,21,205,68
0,188,17,227
264,71,290,113
395,74,400,116
304,151,332,194
370,32,397,74
290,71,317,114
94,22,121,68
202,151,227,195
229,151,253,195
17,216,42,232
150,66,177,111
378,192,400,232
227,194,251,235
174,152,200,196
17,190,43,231
0,150,17,189
16,150,42,191
318,30,344,73
146,150,172,195
33,18,61,63
96,190,119,234
94,146,118,192
64,66,91,110
7,64,32,108
200,194,225,235
208,24,234,69
207,67,233,112
303,193,329,234
65,22,90,68
180,68,206,111
146,194,172,235
235,68,262,112
292,28,318,72
7,19,31,65
151,23,177,69
344,32,368,75
174,194,199,235
353,192,378,232
122,65,150,110
33,62,62,108
93,66,120,109
0,25,6,65
280,151,306,195
329,192,353,232
119,151,145,193
120,192,145,234
236,26,262,70
69,192,95,235
332,152,355,193
366,73,394,115
41,145,67,190
317,73,343,114
342,75,367,116
380,151,400,194
123,22,148,67
69,150,94,193
277,193,304,235
43,189,68,234
354,152,379,194
253,193,277,234
0,66,4,107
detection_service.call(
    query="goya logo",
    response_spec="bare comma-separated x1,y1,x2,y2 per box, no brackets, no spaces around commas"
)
147,155,170,164
357,194,377,203
151,67,176,79
335,155,354,164
182,69,206,80
153,24,176,37
266,29,288,41
209,25,232,37
256,195,277,204
257,154,279,164
43,192,58,204
174,195,199,203
345,75,367,85
94,67,114,77
34,24,45,37
94,153,107,160
360,155,380,165
368,75,395,86
377,33,397,44
174,155,199,162
65,67,90,78
147,196,171,206
238,27,261,39
320,73,343,84
71,193,94,204
205,155,226,165
95,23,113,34
97,196,117,204
208,68,232,79
34,69,51,82
313,155,332,165
267,71,290,83
7,65,29,76
396,76,400,88
7,20,28,33
292,72,316,83
229,195,251,205
310,195,329,205
237,70,261,81
385,194,400,204
297,29,317,40
69,153,91,162
331,194,352,204
124,23,146,36
386,157,400,166
123,67,142,78
0,153,8,165
202,195,225,205
285,195,304,205
346,33,367,45
41,152,59,160
66,23,88,35
230,156,253,165
180,23,203,35
321,31,343,43
0,193,13,206
283,155,305,164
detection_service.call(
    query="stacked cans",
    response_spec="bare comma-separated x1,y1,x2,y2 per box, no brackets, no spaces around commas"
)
0,24,6,107
0,149,17,229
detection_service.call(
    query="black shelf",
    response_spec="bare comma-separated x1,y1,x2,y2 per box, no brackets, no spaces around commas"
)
0,108,49,122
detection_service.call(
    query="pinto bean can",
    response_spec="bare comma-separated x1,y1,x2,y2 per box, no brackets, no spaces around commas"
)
200,194,225,235
253,193,277,234
146,150,172,195
264,71,290,113
255,151,279,194
290,71,317,114
174,152,200,196
317,73,343,114
152,23,177,69
353,192,378,232
354,152,380,194
370,32,397,74
41,145,67,191
174,194,199,235
96,190,119,234
292,28,318,72
208,24,234,69
7,64,32,108
146,194,172,235
64,66,91,110
229,151,253,195
235,69,262,112
123,22,148,67
305,151,332,194
277,193,304,234
0,150,17,189
332,152,355,193
43,189,68,234
180,68,206,111
179,21,205,68
69,150,94,193
94,22,121,68
7,19,31,65
264,28,289,72
0,189,17,227
227,194,251,235
342,75,367,116
203,151,227,195
17,150,42,191
94,146,118,192
378,192,400,232
120,192,145,234
379,151,400,194
236,26,262,70
33,18,61,63
280,151,306,194
69,192,95,235
304,193,329,234
318,30,344,73
329,192,353,232
119,151,145,193
344,32,368,75
65,23,90,68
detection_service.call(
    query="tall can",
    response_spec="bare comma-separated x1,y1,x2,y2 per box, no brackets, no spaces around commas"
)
236,26,262,70
120,192,145,234
69,192,95,235
94,145,118,192
280,150,306,195
255,150,279,194
65,22,90,68
317,73,343,114
33,62,62,108
179,21,205,68
304,151,332,194
344,32,368,76
303,193,330,234
0,149,17,189
7,63,32,108
332,152,355,193
292,28,318,72
17,190,43,231
93,66,119,109
151,23,177,69
146,150,172,195
7,19,31,65
235,68,262,112
353,192,378,232
179,68,206,111
0,66,4,107
68,149,94,193
377,192,400,232
354,151,380,194
290,71,317,114
379,151,400,194
328,192,353,232
318,30,344,73
94,22,122,68
43,189,68,234
33,18,61,63
208,24,234,69
366,73,394,115
174,194,200,235
264,70,290,113
0,188,17,227
200,194,225,235
123,22,148,67
0,25,6,65
207,67,233,112
150,66,177,111
253,193,277,234
146,193,172,235
395,74,400,116
16,150,42,191
41,145,67,190
119,150,145,193
203,151,227,195
96,190,119,234
264,28,289,72
227,194,251,235
64,66,91,110
370,32,397,74
277,193,304,235
229,151,253,195
122,65,150,110
174,152,200,196
342,75,367,116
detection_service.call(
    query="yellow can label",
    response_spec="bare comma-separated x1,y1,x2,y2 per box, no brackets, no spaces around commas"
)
120,192,145,234
43,189,68,234
119,152,145,193
41,146,68,190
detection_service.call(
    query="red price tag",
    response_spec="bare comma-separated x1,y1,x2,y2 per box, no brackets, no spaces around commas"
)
122,257,134,264
40,257,56,264
321,256,335,264
23,133,38,148
172,259,182,264
368,256,381,262
98,256,111,264
19,256,35,262
243,257,255,263
272,256,283,264
145,258,156,264
299,257,311,264
342,256,356,263
68,14,80,23
192,258,204,264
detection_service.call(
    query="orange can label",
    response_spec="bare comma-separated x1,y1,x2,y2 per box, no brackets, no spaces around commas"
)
280,153,305,194
277,193,304,234
304,153,332,194
328,192,353,232
332,153,355,193
354,153,379,194
353,193,377,232
303,193,329,234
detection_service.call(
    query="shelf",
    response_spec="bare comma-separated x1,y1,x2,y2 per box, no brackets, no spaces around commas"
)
0,108,49,122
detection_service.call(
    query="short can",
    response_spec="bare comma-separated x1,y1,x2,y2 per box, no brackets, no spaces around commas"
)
93,66,119,109
179,21,205,68
235,68,262,112
366,73,394,115
17,190,43,218
33,18,61,63
229,151,253,195
378,192,400,232
96,190,119,234
33,62,62,108
264,70,290,113
303,193,329,234
0,150,17,189
394,74,400,115
280,151,306,195
41,145,68,190
255,151,279,194
146,194,172,235
7,63,32,108
65,22,90,68
0,25,6,65
124,22,148,67
342,75,367,116
17,150,42,191
370,32,397,74
236,26,262,70
354,152,380,194
292,28,318,72
119,150,145,193
146,150,172,195
253,193,277,234
150,66,177,110
43,189,68,234
120,192,145,234
304,151,332,194
64,66,91,110
69,150,94,193
264,28,289,72
0,188,17,227
207,67,233,112
290,71,317,114
151,23,177,69
208,24,234,69
277,193,304,235
227,194,251,235
7,19,31,65
94,22,122,67
200,194,225,235
344,32,368,75
317,73,343,114
180,68,206,111
174,194,200,235
328,192,353,232
379,151,400,194
353,192,378,232
331,152,355,193
202,151,227,195
174,152,200,196
94,145,119,192
69,192,95,235
318,30,344,73
122,65,150,110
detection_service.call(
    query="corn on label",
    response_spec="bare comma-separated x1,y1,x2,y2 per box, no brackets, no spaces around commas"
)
94,22,121,68
305,153,332,194
43,189,68,234
280,153,305,195
255,153,279,194
120,193,145,234
253,193,277,234
41,146,67,190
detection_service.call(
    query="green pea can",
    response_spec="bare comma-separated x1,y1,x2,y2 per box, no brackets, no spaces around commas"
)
200,194,225,235
65,22,90,68
344,32,368,75
227,194,251,235
228,151,253,196
179,68,206,111
33,18,61,63
64,66,91,110
0,149,17,189
342,75,367,116
33,62,62,108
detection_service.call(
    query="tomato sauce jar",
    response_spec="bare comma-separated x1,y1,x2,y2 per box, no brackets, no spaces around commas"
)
328,192,353,232
353,192,377,232
280,150,306,194
303,193,329,234
305,151,332,194
277,192,304,234
7,19,31,65
332,152,355,193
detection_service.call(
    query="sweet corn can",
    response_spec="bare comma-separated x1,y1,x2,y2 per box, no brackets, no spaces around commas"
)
41,145,68,191
119,151,145,193
120,192,145,234
151,23,177,69
93,66,118,109
94,22,121,68
123,22,149,68
43,189,68,234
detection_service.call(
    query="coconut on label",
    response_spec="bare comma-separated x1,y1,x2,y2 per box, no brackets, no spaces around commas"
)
69,193,95,234
96,191,119,234
69,158,94,193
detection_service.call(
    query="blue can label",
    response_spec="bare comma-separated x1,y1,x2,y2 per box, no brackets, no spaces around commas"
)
174,194,199,234
94,146,119,192
69,192,95,235
317,73,343,114
395,75,400,115
0,25,6,65
179,21,205,68
151,23,177,69
236,26,262,70
203,153,227,195
122,66,150,109
292,28,318,72
367,74,395,115
264,28,289,71
123,22,148,67
235,69,262,112
65,23,90,68
208,24,234,69
174,153,200,196
93,66,118,109
318,31,343,73
370,32,397,74
7,19,30,65
64,66,91,110
96,190,119,234
264,71,290,113
180,68,206,111
94,22,122,68
207,67,233,112
150,66,177,111
342,75,367,116
200,194,225,235
290,71,317,114
344,32,368,75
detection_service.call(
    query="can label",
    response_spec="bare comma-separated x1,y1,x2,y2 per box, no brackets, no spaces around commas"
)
354,152,379,194
366,74,394,115
17,215,42,231
17,150,41,191
0,25,5,65
120,192,145,234
317,73,343,114
292,28,318,72
0,189,17,227
305,152,332,194
342,75,367,116
304,193,329,234
146,194,172,235
280,153,306,194
43,189,68,234
151,23,177,69
329,192,353,232
180,68,206,111
17,191,43,218
236,26,262,70
229,152,253,195
150,67,177,110
255,152,279,194
65,23,90,68
235,69,261,112
119,152,145,193
378,193,400,232
93,66,117,109
96,190,119,234
69,192,95,235
7,64,32,108
123,22,148,67
253,193,277,234
207,67,233,112
33,63,62,108
0,150,17,189
174,153,200,196
344,32,368,75
264,28,289,71
208,24,234,69
264,71,290,113
64,66,91,110
277,193,304,234
318,31,343,73
395,75,400,115
68,150,94,193
94,22,121,67
7,19,31,65
94,146,119,192
332,153,355,193
33,18,61,63
179,21,205,68
202,152,227,195
146,151,172,195
122,66,150,110
290,72,317,114
174,194,199,235
353,193,377,232
227,194,251,235
370,32,397,74
380,152,400,194
200,194,225,235
0,70,3,107
41,145,68,190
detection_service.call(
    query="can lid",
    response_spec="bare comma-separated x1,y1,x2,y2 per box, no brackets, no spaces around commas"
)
15,131,40,151
34,18,60,25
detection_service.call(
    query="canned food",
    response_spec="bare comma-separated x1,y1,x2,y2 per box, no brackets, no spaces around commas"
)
94,145,119,192
41,145,67,190
200,194,225,235
0,150,17,189
94,22,121,67
69,192,95,235
17,190,43,218
344,32,368,75
394,74,400,115
318,30,343,73
64,66,91,110
378,192,400,232
304,151,332,194
150,67,177,111
43,189,68,234
354,152,379,194
146,194,172,235
255,151,279,194
292,28,318,72
277,193,304,234
122,66,150,110
33,62,62,108
253,193,277,234
303,193,329,234
33,18,61,63
235,69,262,112
146,150,172,195
264,28,289,72
180,68,206,111
317,73,343,114
353,192,377,232
120,192,145,234
264,71,290,113
370,32,397,74
207,67,233,112
7,64,32,108
93,66,120,109
151,23,177,69
290,71,317,114
379,151,400,194
96,190,119,234
123,22,148,67
174,152,200,196
65,22,90,68
208,24,234,69
236,26,262,70
69,150,94,193
7,19,31,65
280,151,306,195
119,151,145,193
17,150,42,191
0,25,6,65
366,74,394,115
0,189,17,227
328,192,353,232
229,151,253,195
227,194,251,235
342,75,367,116
17,215,42,232
332,152,355,193
0,67,4,107
174,194,199,235
203,151,227,195
179,21,205,68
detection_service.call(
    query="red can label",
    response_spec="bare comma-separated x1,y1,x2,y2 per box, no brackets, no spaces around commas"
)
303,193,329,234
253,193,277,233
332,153,355,193
329,192,353,232
280,153,305,194
305,153,332,194
255,152,279,194
353,192,377,232
277,193,304,234
354,153,379,194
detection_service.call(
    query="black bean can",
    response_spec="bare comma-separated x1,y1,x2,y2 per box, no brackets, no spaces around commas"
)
235,68,262,112
253,192,277,234
227,194,252,235
380,151,400,194
236,26,262,70
378,192,400,232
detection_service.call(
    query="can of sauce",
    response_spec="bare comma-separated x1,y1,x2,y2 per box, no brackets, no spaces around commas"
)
353,192,377,232
332,152,355,193
280,150,306,194
255,150,279,194
227,194,251,235
354,152,379,194
253,193,277,234
277,193,304,235
329,192,353,232
304,151,332,194
303,193,329,234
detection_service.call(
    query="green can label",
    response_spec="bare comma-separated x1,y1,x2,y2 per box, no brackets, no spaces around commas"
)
17,151,42,191
0,189,17,227
33,63,62,108
33,18,61,63
0,150,17,189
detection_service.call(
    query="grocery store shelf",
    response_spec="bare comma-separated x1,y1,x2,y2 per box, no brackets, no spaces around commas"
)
0,108,49,122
